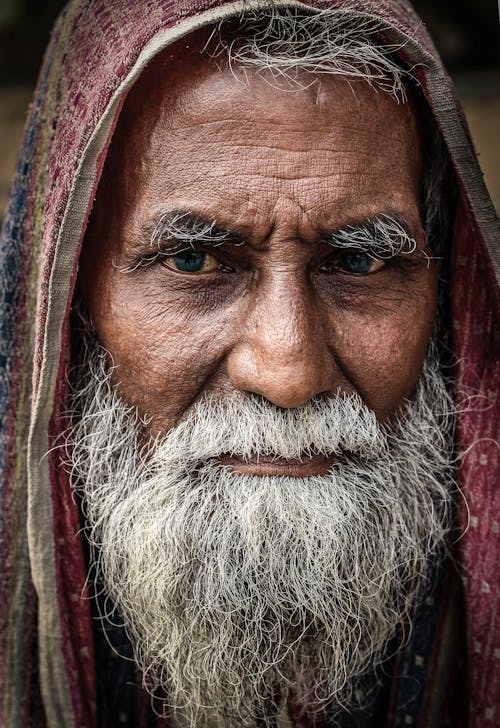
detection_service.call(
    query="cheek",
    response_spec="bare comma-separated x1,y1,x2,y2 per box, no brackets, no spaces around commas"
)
86,276,236,432
331,280,437,420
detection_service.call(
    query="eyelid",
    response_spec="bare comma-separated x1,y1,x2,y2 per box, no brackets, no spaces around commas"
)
330,245,394,261
350,256,385,273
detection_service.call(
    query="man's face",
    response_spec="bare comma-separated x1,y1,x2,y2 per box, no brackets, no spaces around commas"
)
74,43,451,724
80,46,437,442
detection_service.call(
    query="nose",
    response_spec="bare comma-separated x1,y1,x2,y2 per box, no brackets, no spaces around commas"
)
227,274,335,408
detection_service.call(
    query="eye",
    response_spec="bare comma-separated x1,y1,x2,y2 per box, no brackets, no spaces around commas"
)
320,251,385,275
161,250,221,273
340,252,385,274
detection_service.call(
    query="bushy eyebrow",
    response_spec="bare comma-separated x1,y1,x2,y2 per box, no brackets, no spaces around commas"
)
135,210,417,259
328,214,417,258
142,210,245,252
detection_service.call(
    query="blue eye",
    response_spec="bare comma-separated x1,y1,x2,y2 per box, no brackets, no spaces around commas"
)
171,251,207,272
161,250,222,273
338,252,384,275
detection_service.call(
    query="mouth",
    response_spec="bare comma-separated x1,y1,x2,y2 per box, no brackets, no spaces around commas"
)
217,453,337,477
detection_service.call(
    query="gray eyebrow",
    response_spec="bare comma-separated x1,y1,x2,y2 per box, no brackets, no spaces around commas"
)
139,210,417,259
328,214,417,258
148,211,245,251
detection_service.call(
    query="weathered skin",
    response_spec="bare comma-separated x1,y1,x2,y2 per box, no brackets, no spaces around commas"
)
80,39,437,472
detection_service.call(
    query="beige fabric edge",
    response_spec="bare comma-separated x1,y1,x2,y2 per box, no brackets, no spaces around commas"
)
26,2,314,725
26,1,500,725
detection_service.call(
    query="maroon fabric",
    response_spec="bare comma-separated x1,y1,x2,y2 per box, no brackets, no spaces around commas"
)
43,2,499,724
451,189,499,711
1,1,497,725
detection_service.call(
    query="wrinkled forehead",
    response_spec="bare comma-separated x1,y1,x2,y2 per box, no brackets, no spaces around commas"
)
95,22,425,241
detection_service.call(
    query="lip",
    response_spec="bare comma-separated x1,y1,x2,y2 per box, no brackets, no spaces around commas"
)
217,453,337,477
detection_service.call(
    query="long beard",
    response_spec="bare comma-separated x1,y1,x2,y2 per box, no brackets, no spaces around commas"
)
69,338,454,727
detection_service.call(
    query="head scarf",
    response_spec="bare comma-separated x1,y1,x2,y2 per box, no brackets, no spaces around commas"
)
1,1,498,726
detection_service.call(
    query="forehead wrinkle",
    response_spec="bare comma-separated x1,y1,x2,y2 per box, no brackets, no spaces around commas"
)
169,125,391,159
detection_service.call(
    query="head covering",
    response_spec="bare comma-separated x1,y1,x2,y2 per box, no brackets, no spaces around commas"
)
0,1,498,726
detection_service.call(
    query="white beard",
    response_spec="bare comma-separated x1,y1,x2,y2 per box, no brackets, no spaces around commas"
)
69,337,454,727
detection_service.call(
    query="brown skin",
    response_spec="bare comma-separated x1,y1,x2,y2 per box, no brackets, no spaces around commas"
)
79,43,437,474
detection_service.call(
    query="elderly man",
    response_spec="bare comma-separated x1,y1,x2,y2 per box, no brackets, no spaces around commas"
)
0,1,498,727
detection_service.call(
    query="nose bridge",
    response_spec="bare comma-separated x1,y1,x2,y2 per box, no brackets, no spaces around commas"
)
228,269,333,408
256,272,316,362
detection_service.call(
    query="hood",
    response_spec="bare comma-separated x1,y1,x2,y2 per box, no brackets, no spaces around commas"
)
0,1,498,726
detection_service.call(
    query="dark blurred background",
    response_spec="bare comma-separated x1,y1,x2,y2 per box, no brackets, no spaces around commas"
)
1,0,499,215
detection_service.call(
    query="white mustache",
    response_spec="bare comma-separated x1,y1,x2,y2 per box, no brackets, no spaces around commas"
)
139,392,385,469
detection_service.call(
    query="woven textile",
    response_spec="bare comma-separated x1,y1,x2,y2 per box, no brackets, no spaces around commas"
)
0,1,498,726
